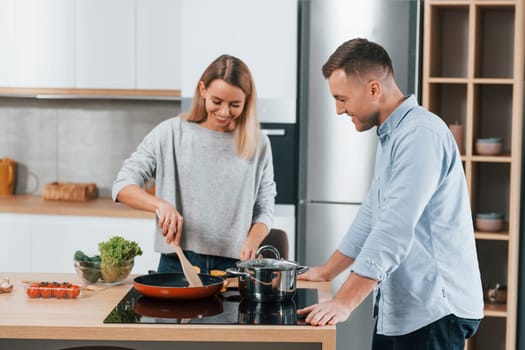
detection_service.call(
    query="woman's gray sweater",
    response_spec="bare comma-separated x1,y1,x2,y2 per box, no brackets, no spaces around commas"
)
112,116,276,259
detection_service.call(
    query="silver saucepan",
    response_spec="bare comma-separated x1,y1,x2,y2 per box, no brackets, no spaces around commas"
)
226,245,308,302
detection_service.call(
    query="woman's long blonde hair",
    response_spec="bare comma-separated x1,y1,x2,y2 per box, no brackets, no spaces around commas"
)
184,54,260,160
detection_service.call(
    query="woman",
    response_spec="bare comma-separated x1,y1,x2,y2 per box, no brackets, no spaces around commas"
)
112,54,276,273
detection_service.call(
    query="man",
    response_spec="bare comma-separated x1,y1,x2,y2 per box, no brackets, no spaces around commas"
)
297,38,484,350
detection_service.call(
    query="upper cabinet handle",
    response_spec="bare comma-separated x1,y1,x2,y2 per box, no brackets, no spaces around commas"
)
262,129,286,136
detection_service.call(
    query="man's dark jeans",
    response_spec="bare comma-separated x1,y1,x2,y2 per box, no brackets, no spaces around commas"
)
372,314,481,350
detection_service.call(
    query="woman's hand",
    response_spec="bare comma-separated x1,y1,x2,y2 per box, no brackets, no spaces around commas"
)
155,204,184,245
240,223,269,260
115,183,185,246
240,237,260,261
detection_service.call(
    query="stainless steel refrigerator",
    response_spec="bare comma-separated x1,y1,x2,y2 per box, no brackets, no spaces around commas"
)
297,0,422,348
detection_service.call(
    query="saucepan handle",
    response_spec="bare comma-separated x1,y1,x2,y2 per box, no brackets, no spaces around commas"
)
255,245,281,260
225,268,250,278
296,266,309,275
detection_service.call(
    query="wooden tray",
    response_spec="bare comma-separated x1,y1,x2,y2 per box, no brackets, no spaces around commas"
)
43,182,98,202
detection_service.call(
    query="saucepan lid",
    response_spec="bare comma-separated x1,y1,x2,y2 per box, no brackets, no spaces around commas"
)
236,245,300,271
236,258,300,270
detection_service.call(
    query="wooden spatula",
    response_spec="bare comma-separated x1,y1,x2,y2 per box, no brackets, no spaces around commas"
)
155,209,204,287
172,243,203,287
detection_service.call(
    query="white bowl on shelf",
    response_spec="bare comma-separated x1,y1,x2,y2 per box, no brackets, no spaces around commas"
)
475,137,503,155
475,212,504,232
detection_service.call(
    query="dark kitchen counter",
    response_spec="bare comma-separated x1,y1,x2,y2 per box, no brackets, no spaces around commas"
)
0,194,155,219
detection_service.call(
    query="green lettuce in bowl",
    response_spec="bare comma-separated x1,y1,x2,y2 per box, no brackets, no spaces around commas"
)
98,236,143,284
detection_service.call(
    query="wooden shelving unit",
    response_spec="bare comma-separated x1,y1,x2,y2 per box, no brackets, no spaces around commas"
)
422,1,523,349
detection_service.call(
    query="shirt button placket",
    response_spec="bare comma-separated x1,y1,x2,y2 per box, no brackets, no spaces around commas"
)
376,176,380,208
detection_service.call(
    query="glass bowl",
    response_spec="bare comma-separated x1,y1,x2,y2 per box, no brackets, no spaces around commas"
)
74,258,134,286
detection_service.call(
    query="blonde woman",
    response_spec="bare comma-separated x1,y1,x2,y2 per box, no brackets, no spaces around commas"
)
112,54,276,273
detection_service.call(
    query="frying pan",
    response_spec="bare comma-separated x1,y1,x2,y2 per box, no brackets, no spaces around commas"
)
133,273,224,300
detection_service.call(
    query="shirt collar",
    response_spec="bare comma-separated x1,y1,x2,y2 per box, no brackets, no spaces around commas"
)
377,95,418,143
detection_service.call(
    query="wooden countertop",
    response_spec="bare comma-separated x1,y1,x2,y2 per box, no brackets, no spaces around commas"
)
0,272,336,349
0,195,155,219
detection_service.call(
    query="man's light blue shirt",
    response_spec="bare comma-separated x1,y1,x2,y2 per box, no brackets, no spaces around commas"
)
338,95,484,336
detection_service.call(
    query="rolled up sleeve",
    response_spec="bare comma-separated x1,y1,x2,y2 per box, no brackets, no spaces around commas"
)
112,131,157,202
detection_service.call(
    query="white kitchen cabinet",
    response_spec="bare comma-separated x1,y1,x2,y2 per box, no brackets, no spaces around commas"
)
0,214,159,275
0,209,296,273
136,0,182,90
0,214,32,273
0,0,15,87
1,0,300,96
180,0,297,102
2,0,182,93
14,0,75,88
75,0,135,89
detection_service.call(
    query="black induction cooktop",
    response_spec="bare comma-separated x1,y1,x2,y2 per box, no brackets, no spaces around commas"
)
104,287,318,326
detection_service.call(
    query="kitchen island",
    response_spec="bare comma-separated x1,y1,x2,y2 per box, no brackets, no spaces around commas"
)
0,272,336,350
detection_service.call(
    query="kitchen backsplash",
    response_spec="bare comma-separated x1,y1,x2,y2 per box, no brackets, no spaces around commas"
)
0,97,180,197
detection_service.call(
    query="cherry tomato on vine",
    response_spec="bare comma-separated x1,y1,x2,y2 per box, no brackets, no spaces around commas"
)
26,285,40,298
39,283,54,298
54,285,66,299
67,284,81,299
